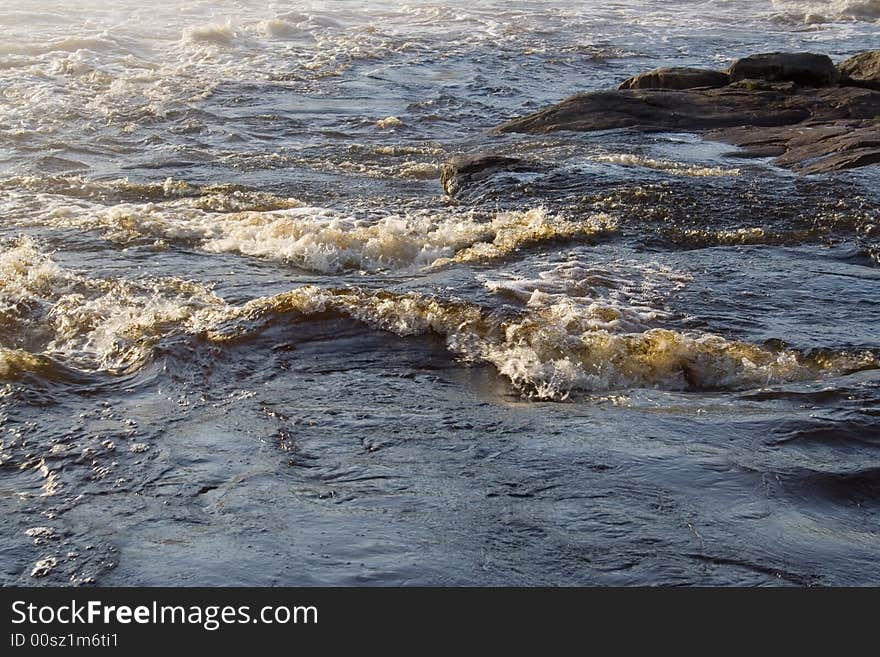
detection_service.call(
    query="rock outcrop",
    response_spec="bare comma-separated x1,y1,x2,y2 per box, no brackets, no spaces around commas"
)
618,67,730,90
496,85,877,134
493,51,880,175
707,121,880,175
839,50,880,91
440,154,540,196
728,52,840,86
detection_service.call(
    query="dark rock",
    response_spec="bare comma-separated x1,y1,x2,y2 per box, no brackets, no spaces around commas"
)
495,70,880,174
440,154,537,196
728,52,840,87
618,67,730,90
708,121,880,174
496,85,877,134
728,79,797,94
839,50,880,91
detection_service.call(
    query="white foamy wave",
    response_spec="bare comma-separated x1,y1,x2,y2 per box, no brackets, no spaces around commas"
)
232,286,878,400
183,23,237,47
0,36,119,57
485,260,692,333
0,347,52,380
2,242,875,396
0,237,227,373
592,154,741,177
771,0,880,23
257,18,311,39
28,186,614,272
376,116,403,129
330,159,441,180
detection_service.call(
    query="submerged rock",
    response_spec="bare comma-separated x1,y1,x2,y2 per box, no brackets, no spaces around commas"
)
494,50,880,175
440,154,539,196
619,67,730,90
839,50,880,91
728,52,840,87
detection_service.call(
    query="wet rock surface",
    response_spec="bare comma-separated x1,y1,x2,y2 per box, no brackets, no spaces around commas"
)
840,50,880,91
727,52,840,87
708,120,880,174
494,51,880,175
619,67,731,90
440,154,543,196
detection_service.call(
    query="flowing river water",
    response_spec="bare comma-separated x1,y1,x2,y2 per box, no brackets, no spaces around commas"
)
2,0,880,585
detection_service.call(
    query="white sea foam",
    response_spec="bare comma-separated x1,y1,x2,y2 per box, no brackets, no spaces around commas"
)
234,285,877,400
376,116,403,129
592,154,741,177
0,237,227,372
83,205,614,272
1,179,615,272
485,259,692,333
2,239,874,396
183,23,237,47
771,0,880,23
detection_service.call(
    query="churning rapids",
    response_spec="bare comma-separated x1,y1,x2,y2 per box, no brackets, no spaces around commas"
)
2,0,880,586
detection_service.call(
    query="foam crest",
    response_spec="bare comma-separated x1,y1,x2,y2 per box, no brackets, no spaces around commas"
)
593,154,741,177
2,244,874,398
485,260,692,332
38,195,615,272
0,348,51,380
0,238,227,373
430,210,617,266
771,0,880,23
0,176,302,211
183,23,237,47
232,285,878,400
